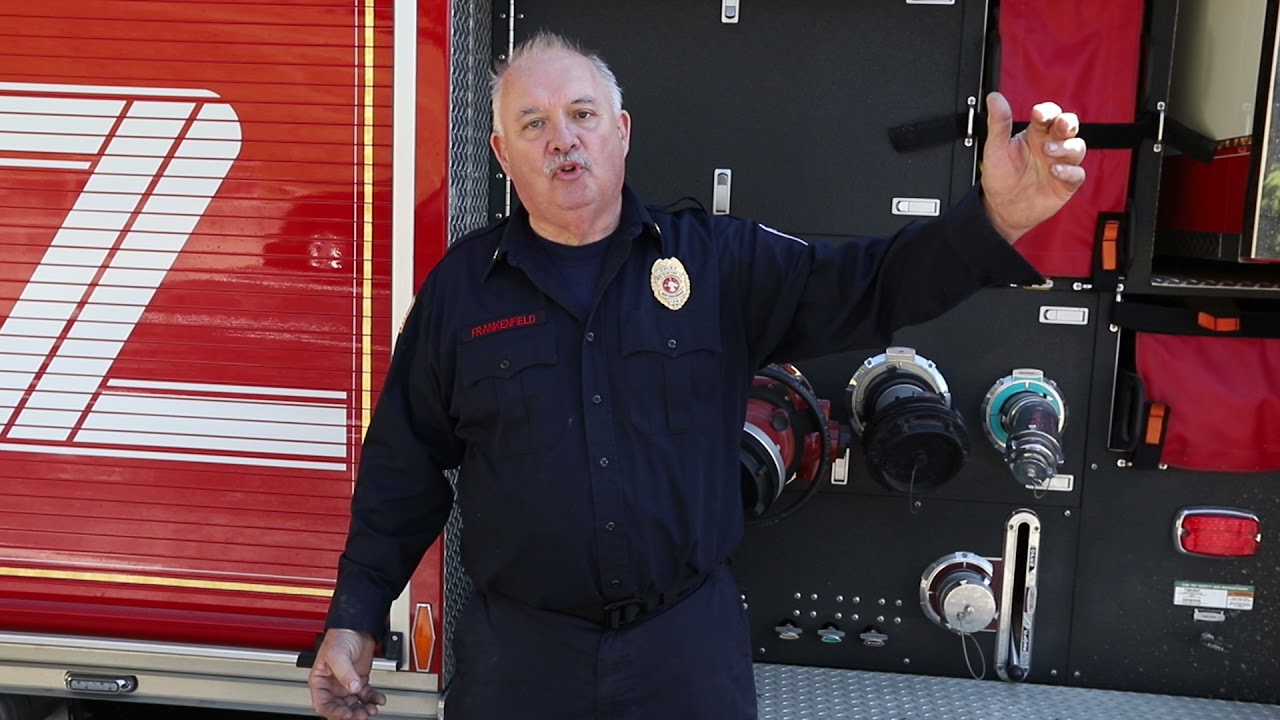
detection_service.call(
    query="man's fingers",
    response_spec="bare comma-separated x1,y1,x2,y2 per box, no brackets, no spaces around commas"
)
1045,137,1087,166
310,669,382,719
1029,101,1064,133
360,686,388,706
985,91,1014,146
1052,112,1081,140
1051,162,1086,190
317,696,377,720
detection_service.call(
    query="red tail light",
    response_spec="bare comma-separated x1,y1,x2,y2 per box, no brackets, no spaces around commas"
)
1175,508,1262,558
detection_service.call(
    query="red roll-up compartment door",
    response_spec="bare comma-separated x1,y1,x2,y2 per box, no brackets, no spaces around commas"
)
997,0,1144,279
1135,333,1280,472
0,0,397,651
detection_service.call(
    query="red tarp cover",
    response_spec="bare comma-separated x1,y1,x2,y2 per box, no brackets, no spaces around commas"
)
1136,333,1280,472
998,0,1144,279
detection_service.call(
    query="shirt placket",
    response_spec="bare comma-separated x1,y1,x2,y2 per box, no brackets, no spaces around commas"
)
582,234,637,602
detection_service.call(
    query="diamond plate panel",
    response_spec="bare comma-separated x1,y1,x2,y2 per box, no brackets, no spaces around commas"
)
447,0,494,246
754,664,1280,720
442,0,492,685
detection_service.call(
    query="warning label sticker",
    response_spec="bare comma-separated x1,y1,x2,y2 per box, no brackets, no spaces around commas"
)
1174,581,1255,611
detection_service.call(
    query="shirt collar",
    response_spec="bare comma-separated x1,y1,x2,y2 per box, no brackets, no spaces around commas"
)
484,184,666,279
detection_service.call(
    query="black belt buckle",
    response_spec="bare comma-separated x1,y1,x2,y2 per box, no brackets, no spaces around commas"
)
602,598,647,630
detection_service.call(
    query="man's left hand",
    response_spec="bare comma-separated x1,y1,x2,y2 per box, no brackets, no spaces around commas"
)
980,91,1087,243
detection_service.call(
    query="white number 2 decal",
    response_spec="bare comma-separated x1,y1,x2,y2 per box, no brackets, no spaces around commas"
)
0,83,349,471
0,83,241,441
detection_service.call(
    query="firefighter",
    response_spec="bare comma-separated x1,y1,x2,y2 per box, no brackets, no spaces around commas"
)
307,31,1086,720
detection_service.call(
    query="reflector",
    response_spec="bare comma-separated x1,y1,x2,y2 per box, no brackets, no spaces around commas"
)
412,603,437,672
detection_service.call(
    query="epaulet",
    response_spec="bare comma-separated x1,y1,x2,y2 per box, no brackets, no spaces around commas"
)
651,195,708,217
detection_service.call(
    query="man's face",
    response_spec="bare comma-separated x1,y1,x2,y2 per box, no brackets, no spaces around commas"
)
490,50,631,222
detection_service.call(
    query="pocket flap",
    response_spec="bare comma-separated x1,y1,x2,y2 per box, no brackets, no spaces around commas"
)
621,314,722,358
458,329,557,386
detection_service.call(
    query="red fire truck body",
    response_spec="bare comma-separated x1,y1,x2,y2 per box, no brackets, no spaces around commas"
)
1,0,446,715
1,1,1279,719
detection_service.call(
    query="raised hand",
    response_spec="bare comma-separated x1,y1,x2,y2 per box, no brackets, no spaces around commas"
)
979,91,1087,243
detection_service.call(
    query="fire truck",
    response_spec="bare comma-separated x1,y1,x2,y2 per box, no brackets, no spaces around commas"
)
0,0,1277,718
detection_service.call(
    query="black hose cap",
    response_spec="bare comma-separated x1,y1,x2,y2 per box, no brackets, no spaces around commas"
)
864,396,970,493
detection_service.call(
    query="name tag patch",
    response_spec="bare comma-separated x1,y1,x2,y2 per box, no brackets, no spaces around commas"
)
466,311,546,340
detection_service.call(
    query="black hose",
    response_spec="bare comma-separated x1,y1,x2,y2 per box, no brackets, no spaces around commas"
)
745,364,833,527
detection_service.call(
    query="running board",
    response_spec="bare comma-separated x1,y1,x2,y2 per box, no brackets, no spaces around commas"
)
0,632,438,718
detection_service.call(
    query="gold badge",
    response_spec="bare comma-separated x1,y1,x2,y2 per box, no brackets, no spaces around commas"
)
650,257,691,310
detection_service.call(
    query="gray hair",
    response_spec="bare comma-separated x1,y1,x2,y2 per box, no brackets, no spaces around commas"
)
489,31,624,135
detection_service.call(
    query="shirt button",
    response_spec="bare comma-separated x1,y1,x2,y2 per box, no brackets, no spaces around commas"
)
610,579,621,588
599,457,609,467
592,394,602,405
605,521,616,531
667,338,677,349
585,332,595,342
499,359,510,369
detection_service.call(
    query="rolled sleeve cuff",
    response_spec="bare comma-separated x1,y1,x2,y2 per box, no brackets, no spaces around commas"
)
323,565,393,637
948,186,1047,288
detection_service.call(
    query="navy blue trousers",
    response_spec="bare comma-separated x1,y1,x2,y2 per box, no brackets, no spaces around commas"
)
442,565,757,719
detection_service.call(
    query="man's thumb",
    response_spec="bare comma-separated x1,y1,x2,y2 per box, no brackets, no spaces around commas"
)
327,653,363,693
985,91,1014,146
340,673,363,694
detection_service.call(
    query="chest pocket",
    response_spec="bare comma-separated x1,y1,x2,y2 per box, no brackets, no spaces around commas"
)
619,313,724,434
456,328,558,455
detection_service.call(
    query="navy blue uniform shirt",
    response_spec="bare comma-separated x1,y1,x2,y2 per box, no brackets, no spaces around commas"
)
325,184,1043,717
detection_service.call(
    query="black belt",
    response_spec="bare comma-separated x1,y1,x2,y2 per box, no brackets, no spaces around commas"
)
561,570,711,630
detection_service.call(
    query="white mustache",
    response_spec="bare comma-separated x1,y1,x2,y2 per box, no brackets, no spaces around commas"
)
545,151,593,177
